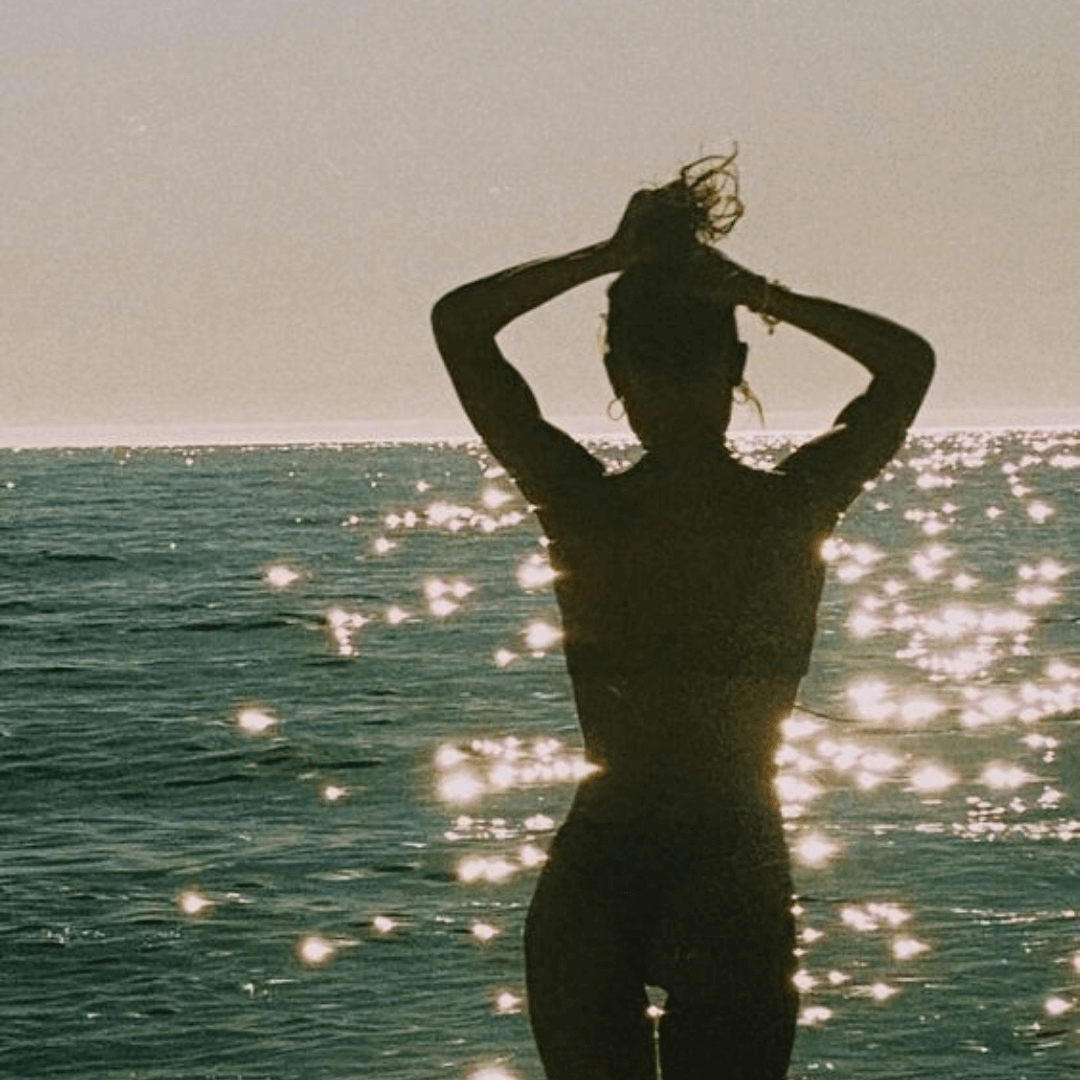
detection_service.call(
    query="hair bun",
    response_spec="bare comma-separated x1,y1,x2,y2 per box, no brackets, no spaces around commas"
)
654,150,745,248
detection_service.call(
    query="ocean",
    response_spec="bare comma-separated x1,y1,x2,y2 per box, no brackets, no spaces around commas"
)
1,429,1077,1080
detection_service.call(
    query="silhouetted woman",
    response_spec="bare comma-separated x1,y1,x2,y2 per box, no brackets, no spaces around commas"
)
432,158,934,1080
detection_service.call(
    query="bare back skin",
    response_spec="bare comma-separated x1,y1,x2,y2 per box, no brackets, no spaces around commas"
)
550,452,825,816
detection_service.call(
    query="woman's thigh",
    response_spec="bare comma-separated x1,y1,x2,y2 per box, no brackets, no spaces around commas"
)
524,851,657,1080
652,859,798,1080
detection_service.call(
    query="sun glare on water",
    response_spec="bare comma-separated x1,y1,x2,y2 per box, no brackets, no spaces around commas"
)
235,707,279,736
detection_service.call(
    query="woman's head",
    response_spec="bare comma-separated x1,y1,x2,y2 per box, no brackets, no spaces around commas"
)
604,261,746,385
602,152,754,448
604,264,748,448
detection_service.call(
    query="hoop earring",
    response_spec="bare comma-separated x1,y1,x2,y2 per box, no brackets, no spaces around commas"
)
733,380,765,426
607,397,626,422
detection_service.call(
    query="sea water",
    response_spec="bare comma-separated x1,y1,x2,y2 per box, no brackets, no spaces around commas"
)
0,430,1077,1080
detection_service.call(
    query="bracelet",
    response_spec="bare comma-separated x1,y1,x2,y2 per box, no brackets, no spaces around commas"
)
756,277,785,335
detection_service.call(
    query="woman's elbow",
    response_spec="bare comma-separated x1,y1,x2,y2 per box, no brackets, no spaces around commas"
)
432,290,488,357
895,338,935,419
876,337,934,420
893,331,934,392
431,293,463,349
911,337,936,392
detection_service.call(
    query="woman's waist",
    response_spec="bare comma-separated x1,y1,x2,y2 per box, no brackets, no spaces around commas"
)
580,739,780,790
565,655,810,706
564,626,814,681
571,679,792,767
568,761,783,822
557,785,790,874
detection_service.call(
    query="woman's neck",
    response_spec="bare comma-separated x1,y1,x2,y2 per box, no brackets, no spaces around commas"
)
642,434,735,469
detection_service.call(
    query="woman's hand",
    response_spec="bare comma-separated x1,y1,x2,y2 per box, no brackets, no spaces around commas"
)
683,245,767,310
609,189,696,268
608,192,766,310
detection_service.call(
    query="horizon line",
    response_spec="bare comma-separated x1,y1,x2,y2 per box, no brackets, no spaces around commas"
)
2,412,1078,450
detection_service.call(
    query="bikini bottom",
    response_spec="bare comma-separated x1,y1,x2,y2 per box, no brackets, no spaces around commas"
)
540,806,796,1001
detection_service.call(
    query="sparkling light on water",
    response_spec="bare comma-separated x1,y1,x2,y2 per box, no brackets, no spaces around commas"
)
893,936,931,960
794,834,841,869
1044,996,1074,1018
846,679,894,722
468,1067,520,1080
385,604,410,625
424,576,474,618
868,982,898,1002
263,564,301,589
434,735,597,805
481,486,513,510
494,991,523,1015
439,770,485,805
236,707,279,736
177,889,213,916
840,903,910,931
296,935,336,967
799,1005,834,1026
775,774,825,807
458,856,516,885
515,552,558,590
518,843,547,869
909,763,958,793
523,619,562,653
325,606,370,656
980,763,1036,791
435,744,468,769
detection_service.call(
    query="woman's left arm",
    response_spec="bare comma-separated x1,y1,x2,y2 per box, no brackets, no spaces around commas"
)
693,247,934,424
431,240,621,449
431,241,620,507
431,191,674,503
763,286,935,509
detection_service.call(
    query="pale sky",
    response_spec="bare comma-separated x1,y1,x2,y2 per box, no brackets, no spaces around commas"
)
3,0,1078,445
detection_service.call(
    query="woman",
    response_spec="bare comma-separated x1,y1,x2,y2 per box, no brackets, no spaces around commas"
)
431,160,934,1080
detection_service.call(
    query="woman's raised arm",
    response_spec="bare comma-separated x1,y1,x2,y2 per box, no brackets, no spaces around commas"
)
690,247,935,509
430,239,621,445
754,286,935,430
771,283,935,509
430,191,682,495
431,188,684,414
691,247,935,424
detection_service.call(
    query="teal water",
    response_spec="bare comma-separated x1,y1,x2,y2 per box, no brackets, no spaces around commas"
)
1,431,1077,1079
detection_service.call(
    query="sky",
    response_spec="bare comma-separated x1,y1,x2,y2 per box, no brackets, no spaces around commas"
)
3,0,1078,445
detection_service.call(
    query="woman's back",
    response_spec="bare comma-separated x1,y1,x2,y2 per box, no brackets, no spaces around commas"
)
541,449,835,813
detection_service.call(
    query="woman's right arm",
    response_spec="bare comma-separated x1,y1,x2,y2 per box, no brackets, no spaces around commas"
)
693,249,935,511
766,286,935,512
758,286,935,432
